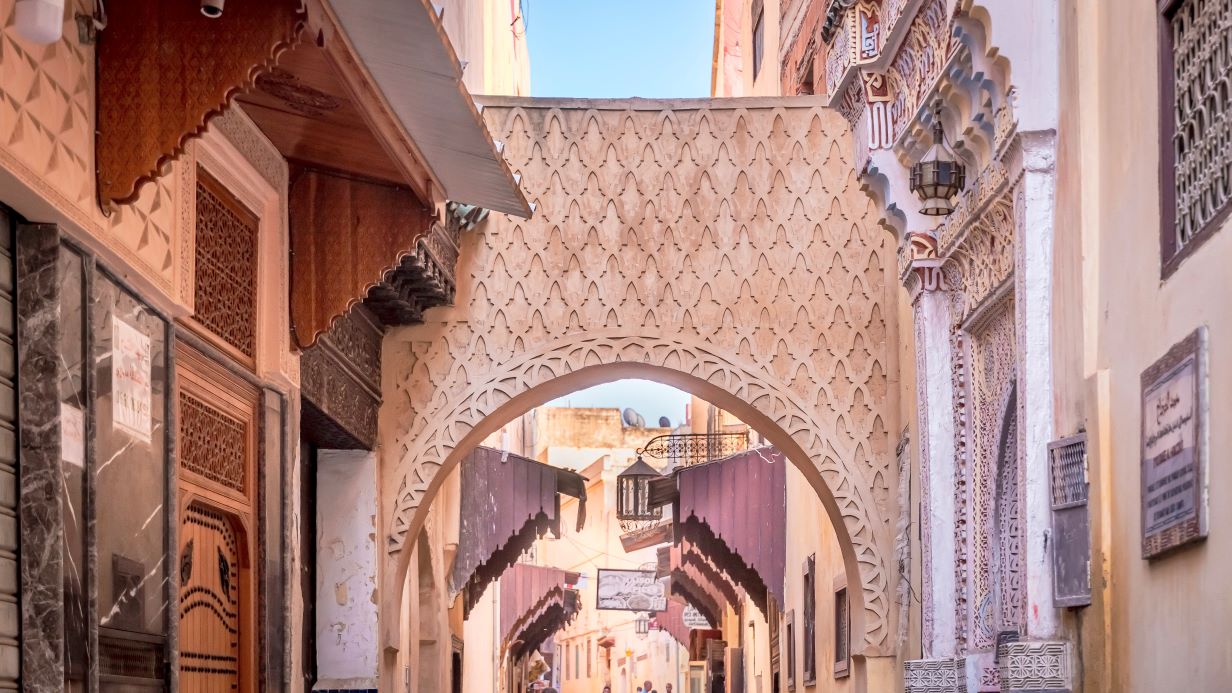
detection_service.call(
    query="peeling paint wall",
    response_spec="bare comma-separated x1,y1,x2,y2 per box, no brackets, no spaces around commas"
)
317,450,380,688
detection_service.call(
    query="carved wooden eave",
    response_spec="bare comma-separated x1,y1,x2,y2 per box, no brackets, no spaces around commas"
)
289,168,434,348
97,0,529,216
96,0,308,206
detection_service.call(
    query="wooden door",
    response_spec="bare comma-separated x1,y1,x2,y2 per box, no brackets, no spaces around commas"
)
176,341,259,692
179,504,241,691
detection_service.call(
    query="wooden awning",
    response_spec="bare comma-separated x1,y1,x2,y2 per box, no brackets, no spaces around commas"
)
97,0,527,214
500,564,581,662
673,446,787,616
450,447,587,617
96,0,530,348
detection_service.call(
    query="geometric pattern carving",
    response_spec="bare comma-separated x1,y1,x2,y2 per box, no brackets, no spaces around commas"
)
903,657,967,693
886,0,954,141
180,392,247,493
997,641,1071,692
194,169,258,359
385,100,898,651
967,302,1021,648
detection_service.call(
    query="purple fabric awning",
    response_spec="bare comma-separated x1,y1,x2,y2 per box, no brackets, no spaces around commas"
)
500,564,581,662
450,446,586,616
675,445,786,614
653,600,694,647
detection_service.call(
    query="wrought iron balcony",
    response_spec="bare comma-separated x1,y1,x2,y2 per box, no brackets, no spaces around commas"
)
638,432,749,468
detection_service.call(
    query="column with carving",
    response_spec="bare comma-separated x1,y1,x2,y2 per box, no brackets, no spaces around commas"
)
902,232,966,693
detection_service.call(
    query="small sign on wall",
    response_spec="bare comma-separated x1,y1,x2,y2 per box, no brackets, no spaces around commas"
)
112,317,152,444
596,569,666,611
1141,327,1209,558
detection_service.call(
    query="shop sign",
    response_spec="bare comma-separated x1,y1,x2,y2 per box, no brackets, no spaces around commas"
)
1141,328,1208,558
112,318,152,444
596,568,666,611
682,605,711,628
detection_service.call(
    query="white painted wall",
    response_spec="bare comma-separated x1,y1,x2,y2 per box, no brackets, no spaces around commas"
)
316,450,380,688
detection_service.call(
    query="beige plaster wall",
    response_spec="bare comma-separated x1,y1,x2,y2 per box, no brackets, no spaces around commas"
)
439,0,531,97
1070,0,1232,690
714,0,784,97
783,461,852,693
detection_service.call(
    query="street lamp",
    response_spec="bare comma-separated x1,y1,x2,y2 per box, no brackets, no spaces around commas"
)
616,455,663,525
909,101,967,216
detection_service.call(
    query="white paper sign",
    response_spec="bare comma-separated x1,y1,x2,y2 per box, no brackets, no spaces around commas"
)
60,402,84,467
682,604,711,629
112,318,152,444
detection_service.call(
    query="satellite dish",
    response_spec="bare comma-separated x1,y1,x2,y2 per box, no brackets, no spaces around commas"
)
622,407,640,427
658,416,671,428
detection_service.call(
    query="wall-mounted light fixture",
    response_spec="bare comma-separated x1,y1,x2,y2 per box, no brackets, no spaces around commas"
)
15,0,65,44
616,455,663,525
909,101,967,216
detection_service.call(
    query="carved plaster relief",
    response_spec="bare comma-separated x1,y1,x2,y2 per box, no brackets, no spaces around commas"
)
382,101,900,651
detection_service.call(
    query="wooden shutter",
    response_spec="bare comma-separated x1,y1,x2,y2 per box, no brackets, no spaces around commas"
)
1049,433,1092,607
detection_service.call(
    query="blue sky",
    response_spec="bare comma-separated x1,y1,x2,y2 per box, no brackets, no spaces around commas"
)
525,0,715,98
548,379,691,430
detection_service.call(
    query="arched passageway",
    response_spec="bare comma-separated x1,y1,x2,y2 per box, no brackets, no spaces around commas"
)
379,98,905,663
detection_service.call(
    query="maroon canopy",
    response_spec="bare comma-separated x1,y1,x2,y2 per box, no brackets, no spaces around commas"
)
653,600,694,647
500,564,581,662
450,446,587,616
667,539,738,629
675,446,786,614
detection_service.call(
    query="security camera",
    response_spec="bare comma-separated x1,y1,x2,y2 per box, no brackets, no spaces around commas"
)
201,0,224,18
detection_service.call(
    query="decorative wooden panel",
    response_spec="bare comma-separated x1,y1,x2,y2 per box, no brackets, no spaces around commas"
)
180,393,247,494
179,504,241,691
289,169,432,348
96,0,306,205
194,169,259,361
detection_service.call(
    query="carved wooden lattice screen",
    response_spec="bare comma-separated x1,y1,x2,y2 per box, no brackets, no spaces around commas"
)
194,168,259,362
180,392,248,494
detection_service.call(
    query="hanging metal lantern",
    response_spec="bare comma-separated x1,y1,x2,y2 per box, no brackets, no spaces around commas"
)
616,455,663,523
909,102,967,216
635,613,650,636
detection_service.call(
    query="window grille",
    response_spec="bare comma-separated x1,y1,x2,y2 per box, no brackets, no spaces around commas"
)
833,587,849,677
1048,433,1092,607
802,555,816,685
785,610,796,690
1161,0,1232,270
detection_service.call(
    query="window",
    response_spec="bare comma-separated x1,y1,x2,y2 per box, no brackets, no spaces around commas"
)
574,642,580,680
752,0,766,77
587,639,592,678
834,586,850,677
802,555,816,685
786,610,796,690
1159,0,1232,274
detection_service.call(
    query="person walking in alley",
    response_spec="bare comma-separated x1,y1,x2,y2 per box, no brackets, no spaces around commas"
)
644,680,657,693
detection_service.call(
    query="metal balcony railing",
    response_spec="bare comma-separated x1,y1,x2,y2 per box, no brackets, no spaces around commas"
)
637,432,749,468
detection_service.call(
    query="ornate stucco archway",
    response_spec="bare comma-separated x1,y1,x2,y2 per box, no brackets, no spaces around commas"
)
380,98,904,654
